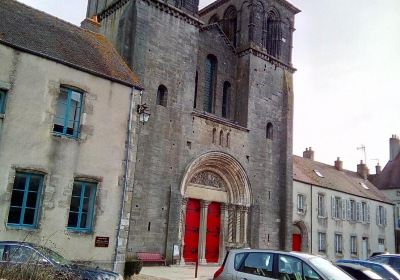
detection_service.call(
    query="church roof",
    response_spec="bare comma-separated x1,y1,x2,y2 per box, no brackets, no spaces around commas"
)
0,0,142,89
370,153,400,190
293,155,392,204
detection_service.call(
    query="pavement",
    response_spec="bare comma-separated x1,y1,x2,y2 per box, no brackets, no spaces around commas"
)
132,265,219,280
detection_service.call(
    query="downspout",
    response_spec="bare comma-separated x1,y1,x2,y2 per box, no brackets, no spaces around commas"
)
113,87,137,272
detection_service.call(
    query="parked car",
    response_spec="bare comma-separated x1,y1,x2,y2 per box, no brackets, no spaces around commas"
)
337,260,400,280
213,249,355,280
370,254,400,274
337,263,383,280
0,241,123,280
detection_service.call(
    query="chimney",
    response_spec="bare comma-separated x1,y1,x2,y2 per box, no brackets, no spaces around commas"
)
334,157,343,171
303,147,314,160
357,160,369,179
390,134,400,161
375,163,382,175
80,16,100,33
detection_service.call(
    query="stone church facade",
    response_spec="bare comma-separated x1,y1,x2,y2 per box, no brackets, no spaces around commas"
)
87,0,299,265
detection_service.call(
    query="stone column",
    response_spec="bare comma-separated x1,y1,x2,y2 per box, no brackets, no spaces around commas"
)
198,200,210,264
240,206,249,245
227,204,235,243
179,196,189,265
235,205,241,244
219,203,228,263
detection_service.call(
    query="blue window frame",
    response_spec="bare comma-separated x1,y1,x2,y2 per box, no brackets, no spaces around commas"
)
67,181,97,232
0,89,7,114
7,172,44,228
53,87,83,138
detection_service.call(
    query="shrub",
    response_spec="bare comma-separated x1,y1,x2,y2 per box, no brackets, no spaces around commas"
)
124,256,143,278
0,263,78,280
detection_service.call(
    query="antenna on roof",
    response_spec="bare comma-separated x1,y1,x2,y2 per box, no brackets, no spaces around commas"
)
357,145,367,164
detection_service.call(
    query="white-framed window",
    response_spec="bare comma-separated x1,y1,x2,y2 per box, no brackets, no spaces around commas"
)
318,232,326,253
332,196,342,219
318,194,325,217
349,200,356,221
377,206,387,226
334,233,343,254
360,202,370,223
297,194,305,213
350,236,357,255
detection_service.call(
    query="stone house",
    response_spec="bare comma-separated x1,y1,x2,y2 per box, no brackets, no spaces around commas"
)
293,148,394,261
0,0,142,271
86,0,300,265
370,135,400,253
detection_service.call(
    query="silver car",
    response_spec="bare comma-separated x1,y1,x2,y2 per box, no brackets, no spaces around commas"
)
213,249,354,280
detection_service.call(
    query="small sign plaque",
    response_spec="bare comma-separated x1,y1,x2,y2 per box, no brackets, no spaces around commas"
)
95,236,109,248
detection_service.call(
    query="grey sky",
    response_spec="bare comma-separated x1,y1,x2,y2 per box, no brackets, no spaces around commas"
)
17,0,400,171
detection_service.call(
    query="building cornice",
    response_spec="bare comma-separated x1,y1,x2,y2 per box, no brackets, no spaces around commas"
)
192,110,249,132
238,46,297,73
199,0,300,17
98,0,203,27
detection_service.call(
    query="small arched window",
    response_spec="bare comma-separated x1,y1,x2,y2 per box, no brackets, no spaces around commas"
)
266,122,273,140
219,130,224,146
194,71,198,108
265,10,281,58
212,128,217,144
209,14,219,24
226,132,230,148
157,85,168,106
222,81,231,118
222,6,237,46
204,55,217,113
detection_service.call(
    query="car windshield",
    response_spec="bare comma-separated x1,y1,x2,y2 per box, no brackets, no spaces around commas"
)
310,257,354,280
34,246,72,266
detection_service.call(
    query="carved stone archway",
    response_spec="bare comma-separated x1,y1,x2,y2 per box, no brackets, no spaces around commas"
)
293,220,309,253
178,152,252,264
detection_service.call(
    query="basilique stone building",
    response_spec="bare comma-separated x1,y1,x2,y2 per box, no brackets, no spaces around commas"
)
86,0,300,265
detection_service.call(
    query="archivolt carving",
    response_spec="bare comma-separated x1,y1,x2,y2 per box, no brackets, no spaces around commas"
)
190,171,227,189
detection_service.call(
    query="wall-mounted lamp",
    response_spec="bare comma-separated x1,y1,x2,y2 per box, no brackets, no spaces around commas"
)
137,103,150,124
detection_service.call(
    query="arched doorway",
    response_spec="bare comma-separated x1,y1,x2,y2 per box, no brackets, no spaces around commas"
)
292,221,308,252
179,152,251,264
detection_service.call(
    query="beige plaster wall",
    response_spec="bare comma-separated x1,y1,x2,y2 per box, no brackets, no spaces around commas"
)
293,180,395,261
0,44,139,268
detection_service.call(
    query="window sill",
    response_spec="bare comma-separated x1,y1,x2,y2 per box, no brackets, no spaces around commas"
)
297,210,306,215
51,132,80,141
317,215,327,219
335,253,343,257
66,228,93,235
6,224,39,231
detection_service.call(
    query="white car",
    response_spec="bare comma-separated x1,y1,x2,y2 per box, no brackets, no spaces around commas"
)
213,249,354,280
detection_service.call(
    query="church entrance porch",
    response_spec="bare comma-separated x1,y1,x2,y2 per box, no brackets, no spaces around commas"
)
179,152,251,265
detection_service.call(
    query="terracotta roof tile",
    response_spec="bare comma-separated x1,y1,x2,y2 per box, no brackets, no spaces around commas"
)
293,155,391,204
0,0,142,88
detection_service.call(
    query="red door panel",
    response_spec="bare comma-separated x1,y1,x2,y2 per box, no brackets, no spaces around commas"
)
183,199,200,262
205,202,220,263
292,234,302,252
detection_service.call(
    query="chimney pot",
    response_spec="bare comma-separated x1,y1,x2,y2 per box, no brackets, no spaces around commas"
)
375,164,382,175
357,161,369,180
303,147,314,160
335,157,343,171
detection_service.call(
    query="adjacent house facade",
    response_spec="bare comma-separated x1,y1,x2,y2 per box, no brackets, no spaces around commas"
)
370,135,400,253
293,149,394,261
0,0,142,271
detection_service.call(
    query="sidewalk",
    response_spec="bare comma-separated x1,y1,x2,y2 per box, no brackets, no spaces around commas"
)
133,265,219,280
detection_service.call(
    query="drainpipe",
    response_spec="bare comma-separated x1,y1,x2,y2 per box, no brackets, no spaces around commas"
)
113,87,137,272
310,184,312,254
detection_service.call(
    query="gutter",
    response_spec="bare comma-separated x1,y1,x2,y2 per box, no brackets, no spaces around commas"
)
113,87,137,272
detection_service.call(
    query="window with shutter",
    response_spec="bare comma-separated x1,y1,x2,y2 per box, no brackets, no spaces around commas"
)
356,202,361,221
331,196,335,218
346,200,351,220
366,204,370,223
341,199,346,220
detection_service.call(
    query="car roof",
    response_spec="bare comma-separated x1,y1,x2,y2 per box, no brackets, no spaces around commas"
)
228,249,318,260
339,259,386,266
337,263,373,271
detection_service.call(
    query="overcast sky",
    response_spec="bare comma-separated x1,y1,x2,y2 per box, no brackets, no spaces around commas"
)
18,0,400,171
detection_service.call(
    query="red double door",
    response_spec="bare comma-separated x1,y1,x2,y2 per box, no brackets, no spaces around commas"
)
183,199,221,263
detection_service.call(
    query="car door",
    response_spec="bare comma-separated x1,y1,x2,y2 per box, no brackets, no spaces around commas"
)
235,252,276,280
278,255,323,280
8,244,43,265
389,258,400,274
